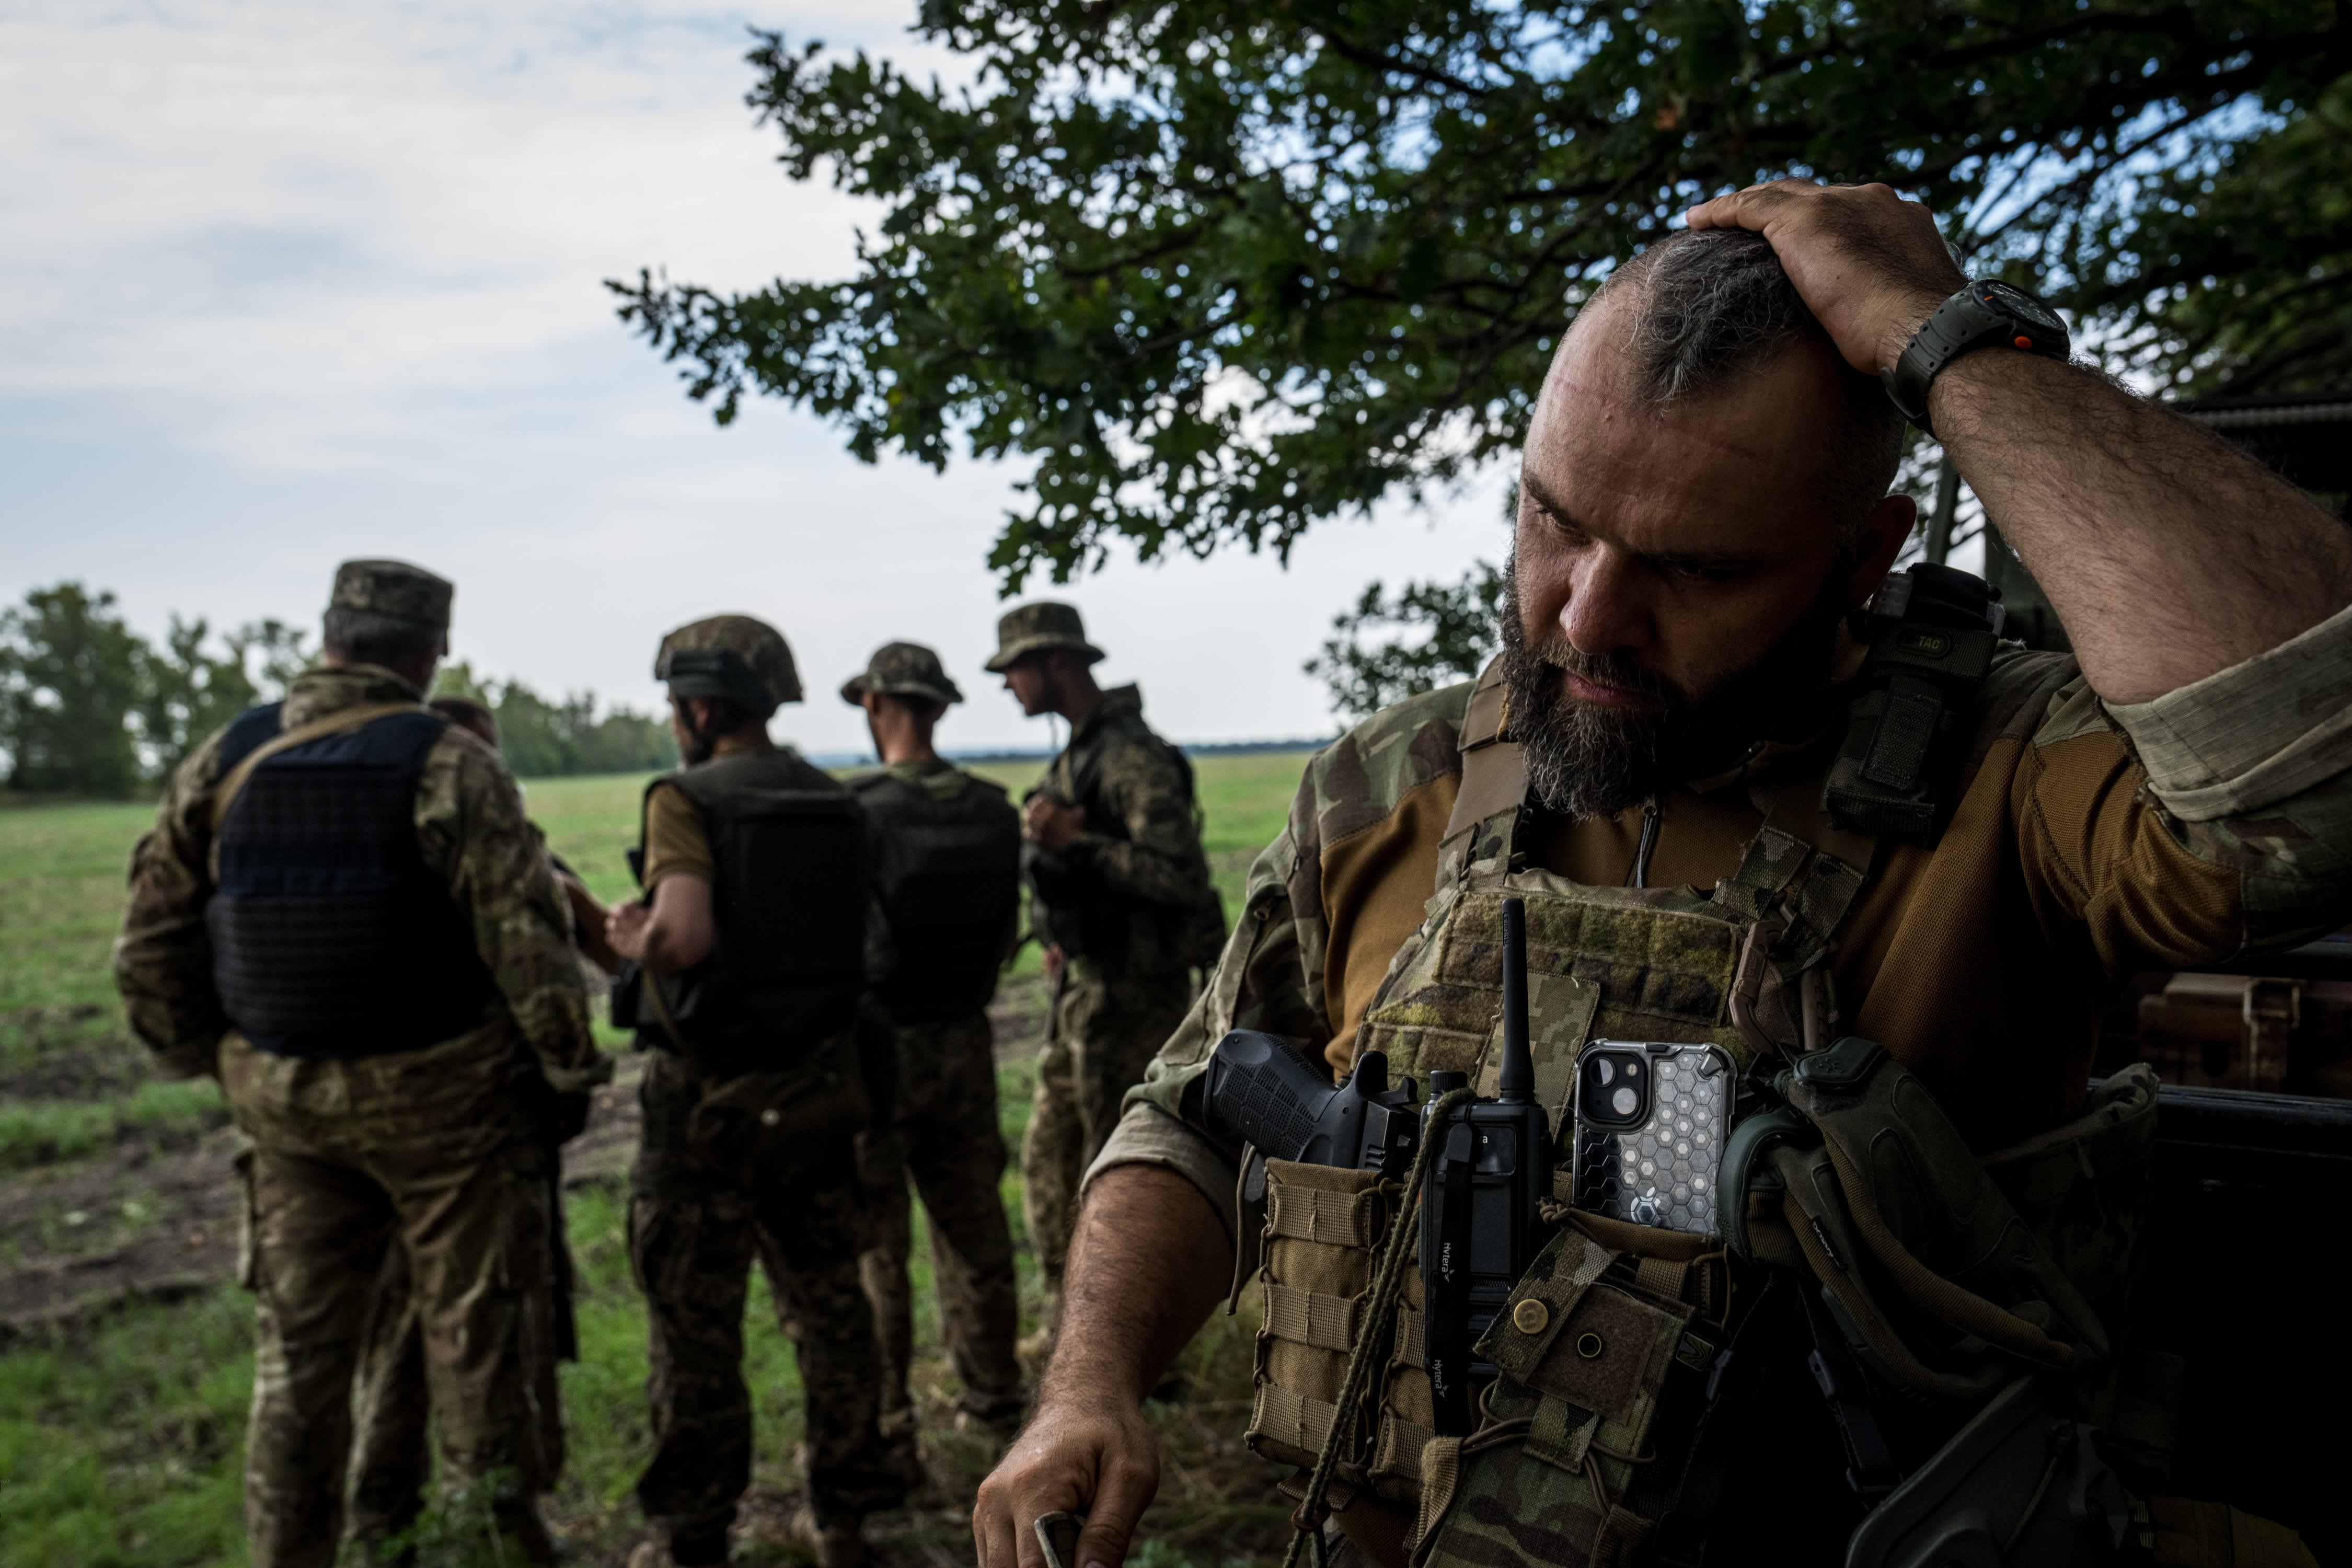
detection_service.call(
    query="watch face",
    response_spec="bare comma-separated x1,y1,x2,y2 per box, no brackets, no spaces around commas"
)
1974,281,2065,332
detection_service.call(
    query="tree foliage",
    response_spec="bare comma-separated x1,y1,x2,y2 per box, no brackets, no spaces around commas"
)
615,0,2350,587
1309,561,1507,719
0,585,672,795
0,584,146,795
135,617,310,780
432,663,677,778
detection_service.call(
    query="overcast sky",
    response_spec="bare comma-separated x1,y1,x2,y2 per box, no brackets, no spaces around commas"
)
0,0,1512,757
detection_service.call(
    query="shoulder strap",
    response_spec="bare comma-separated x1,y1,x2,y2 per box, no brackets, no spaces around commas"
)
1431,659,1529,903
209,701,427,832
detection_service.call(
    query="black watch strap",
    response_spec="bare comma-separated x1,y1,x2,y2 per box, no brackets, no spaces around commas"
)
1881,281,2069,434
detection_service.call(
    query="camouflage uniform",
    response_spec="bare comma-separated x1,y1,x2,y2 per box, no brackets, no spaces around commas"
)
626,616,901,1568
1088,613,2352,1560
984,604,1220,1320
112,560,605,1568
841,643,1025,1436
345,817,589,1552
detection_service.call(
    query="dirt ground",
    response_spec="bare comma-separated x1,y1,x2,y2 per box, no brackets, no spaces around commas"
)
1,975,1054,1342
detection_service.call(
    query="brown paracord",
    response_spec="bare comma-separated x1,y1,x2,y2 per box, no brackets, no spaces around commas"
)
1280,1088,1475,1568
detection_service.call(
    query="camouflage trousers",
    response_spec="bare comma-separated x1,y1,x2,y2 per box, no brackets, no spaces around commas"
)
234,1131,557,1568
858,1011,1025,1439
345,1156,577,1551
1020,970,1194,1318
629,1050,903,1563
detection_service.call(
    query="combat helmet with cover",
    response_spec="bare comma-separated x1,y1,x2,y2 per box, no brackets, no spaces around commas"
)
655,614,802,719
840,641,963,708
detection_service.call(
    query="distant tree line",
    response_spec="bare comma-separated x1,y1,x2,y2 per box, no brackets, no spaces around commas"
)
0,582,674,796
429,661,677,779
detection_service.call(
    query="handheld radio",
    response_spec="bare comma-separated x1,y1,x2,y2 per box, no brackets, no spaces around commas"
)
1419,895,1554,1434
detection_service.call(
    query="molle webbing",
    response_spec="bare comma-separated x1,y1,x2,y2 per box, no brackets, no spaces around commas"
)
207,705,495,1058
650,752,868,1070
854,769,1019,1021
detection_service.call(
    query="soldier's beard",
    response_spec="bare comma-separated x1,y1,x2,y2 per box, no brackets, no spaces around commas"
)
1497,561,1847,820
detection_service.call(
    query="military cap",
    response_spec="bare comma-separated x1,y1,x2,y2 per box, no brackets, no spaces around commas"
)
983,601,1105,674
841,641,964,708
655,614,802,719
330,559,453,633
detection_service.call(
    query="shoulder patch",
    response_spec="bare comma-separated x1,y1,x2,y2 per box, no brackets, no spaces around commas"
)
1308,681,1474,848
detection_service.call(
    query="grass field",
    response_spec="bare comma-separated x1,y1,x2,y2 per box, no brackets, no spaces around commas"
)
0,750,1316,1567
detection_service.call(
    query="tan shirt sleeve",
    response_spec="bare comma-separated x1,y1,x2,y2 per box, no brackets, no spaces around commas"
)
640,782,714,888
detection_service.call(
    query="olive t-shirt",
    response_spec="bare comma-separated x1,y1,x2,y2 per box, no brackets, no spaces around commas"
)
639,783,713,888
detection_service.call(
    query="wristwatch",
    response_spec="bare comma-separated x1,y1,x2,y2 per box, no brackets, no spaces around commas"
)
1881,280,2070,433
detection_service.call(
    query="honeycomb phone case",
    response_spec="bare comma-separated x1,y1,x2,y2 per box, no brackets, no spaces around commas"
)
1570,1041,1736,1237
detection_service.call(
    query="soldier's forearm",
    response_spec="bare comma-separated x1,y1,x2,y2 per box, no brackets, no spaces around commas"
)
1040,1164,1231,1410
1935,350,2352,704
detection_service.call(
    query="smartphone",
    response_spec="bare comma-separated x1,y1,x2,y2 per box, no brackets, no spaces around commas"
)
1569,1041,1735,1238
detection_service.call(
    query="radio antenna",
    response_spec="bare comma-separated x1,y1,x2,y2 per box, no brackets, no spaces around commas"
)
1498,896,1534,1103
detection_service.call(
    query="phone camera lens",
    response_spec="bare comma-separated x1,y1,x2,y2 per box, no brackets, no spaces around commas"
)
1611,1086,1639,1117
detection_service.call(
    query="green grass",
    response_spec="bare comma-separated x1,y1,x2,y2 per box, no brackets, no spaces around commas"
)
0,1078,226,1175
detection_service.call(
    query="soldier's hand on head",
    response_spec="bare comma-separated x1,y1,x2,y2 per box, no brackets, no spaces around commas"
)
973,1398,1160,1568
1683,179,1966,379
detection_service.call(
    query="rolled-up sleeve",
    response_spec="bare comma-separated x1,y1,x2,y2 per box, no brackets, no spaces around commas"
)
2106,601,2352,822
2014,603,2352,966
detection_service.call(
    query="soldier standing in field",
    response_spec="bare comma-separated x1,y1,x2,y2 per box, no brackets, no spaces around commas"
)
111,560,606,1568
841,641,1028,1463
344,692,616,1563
608,616,903,1568
985,603,1223,1345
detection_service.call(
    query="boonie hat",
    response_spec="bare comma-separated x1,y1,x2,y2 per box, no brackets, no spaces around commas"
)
655,614,802,719
984,601,1105,674
841,641,964,708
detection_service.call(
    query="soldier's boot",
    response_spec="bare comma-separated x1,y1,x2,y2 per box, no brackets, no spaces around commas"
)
492,1496,564,1566
628,1526,730,1568
790,1505,870,1568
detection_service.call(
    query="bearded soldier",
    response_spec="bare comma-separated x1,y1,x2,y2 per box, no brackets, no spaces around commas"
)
608,616,902,1568
841,641,1027,1459
975,186,2350,1567
986,602,1223,1341
112,560,605,1568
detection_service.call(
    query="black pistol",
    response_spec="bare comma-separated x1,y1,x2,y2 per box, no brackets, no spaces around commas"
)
1420,895,1554,1435
1204,1030,1421,1178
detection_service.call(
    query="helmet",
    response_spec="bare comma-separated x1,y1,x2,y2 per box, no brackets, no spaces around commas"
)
655,615,802,719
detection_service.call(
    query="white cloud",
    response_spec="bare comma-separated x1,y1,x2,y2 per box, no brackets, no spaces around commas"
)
0,0,1514,757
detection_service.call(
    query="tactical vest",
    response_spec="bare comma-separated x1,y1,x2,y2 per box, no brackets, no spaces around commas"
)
849,766,1020,1023
206,702,497,1059
1244,646,2166,1566
633,750,868,1078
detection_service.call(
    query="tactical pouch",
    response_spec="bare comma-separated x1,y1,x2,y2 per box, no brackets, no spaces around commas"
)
1410,1222,1716,1568
1246,1158,1399,1484
684,1031,871,1186
1725,1036,2112,1403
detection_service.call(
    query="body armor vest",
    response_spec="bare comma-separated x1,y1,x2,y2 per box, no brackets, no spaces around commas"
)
637,750,868,1077
849,767,1020,1024
1245,644,2159,1567
206,702,497,1059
